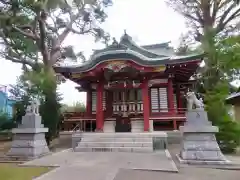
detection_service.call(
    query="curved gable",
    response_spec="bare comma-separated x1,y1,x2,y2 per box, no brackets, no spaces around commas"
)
54,51,170,73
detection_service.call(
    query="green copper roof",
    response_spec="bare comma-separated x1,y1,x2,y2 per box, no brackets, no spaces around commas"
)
92,31,169,59
54,52,203,73
53,31,204,73
141,42,171,49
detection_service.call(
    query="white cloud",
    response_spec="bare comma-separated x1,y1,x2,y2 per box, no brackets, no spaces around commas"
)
0,0,187,105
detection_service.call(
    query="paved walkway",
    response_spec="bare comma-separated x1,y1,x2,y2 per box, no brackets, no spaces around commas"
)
112,144,240,180
114,167,240,180
20,142,240,180
22,149,177,180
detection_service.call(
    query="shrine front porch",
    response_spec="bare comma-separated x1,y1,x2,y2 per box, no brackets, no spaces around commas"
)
61,112,186,132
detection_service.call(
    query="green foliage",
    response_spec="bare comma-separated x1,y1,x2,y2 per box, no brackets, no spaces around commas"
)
61,101,86,113
10,68,62,145
0,111,14,130
195,34,240,90
0,0,112,67
0,111,9,122
174,33,240,154
166,0,240,42
0,0,112,145
0,120,16,131
40,86,61,144
205,81,240,153
168,0,240,153
38,68,61,144
0,110,16,131
217,119,240,153
215,36,240,81
205,82,229,123
167,0,240,88
9,78,32,125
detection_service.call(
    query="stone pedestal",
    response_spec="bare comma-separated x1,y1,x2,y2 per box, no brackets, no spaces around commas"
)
131,120,144,132
149,120,154,132
177,109,230,165
7,113,49,160
103,121,115,133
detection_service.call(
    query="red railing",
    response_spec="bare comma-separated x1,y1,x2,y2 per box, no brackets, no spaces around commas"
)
63,112,91,121
64,112,86,117
61,108,188,131
62,108,187,122
150,108,187,115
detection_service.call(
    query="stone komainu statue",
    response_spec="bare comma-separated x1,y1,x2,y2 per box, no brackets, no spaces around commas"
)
26,99,40,114
185,91,204,110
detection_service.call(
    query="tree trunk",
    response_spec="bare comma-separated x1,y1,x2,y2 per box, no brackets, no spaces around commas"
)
40,66,60,146
200,26,219,90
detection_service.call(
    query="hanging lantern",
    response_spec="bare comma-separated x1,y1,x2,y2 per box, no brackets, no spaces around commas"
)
133,80,136,87
124,81,127,87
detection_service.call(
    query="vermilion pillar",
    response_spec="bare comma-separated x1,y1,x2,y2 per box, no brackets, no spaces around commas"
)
86,90,92,116
96,82,104,131
106,91,113,117
142,79,150,131
168,77,177,130
176,84,182,112
167,77,175,114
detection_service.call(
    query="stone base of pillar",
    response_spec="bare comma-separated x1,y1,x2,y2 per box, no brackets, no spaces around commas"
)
149,120,154,132
103,121,115,133
131,120,144,132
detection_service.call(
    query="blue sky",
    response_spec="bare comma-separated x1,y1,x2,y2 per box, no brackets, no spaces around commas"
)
0,0,191,105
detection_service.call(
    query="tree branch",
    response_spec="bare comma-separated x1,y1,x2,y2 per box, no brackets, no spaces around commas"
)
57,12,83,44
57,0,85,44
194,4,204,25
12,26,37,40
216,6,240,33
212,0,221,23
46,15,59,35
218,0,232,9
182,12,199,22
38,18,50,66
50,7,85,65
1,53,35,67
216,3,238,31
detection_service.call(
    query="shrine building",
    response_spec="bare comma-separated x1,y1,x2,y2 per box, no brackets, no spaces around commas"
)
54,32,204,133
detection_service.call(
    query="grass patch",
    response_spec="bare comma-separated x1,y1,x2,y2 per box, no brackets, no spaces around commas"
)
0,163,52,180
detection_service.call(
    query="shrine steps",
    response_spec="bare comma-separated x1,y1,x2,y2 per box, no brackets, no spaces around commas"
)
73,132,167,153
166,131,182,144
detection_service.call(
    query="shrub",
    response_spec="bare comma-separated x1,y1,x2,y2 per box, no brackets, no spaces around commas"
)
0,112,8,123
0,112,15,130
205,82,240,153
0,120,16,130
216,119,240,153
207,103,240,153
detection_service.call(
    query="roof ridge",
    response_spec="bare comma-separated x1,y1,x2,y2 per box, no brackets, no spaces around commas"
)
118,32,168,58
